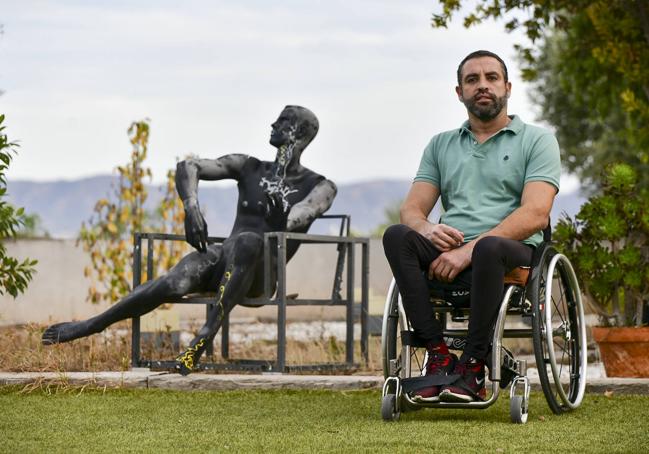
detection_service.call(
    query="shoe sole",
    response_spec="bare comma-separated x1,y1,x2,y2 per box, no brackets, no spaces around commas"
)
411,395,441,403
438,389,474,403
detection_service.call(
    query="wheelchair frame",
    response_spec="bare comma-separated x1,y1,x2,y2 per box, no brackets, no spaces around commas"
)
380,242,587,423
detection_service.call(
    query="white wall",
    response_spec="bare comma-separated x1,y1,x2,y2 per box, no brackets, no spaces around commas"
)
0,238,392,326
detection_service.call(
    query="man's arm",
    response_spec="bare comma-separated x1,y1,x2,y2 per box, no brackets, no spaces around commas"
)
286,179,337,231
429,181,557,282
176,154,248,252
400,181,464,251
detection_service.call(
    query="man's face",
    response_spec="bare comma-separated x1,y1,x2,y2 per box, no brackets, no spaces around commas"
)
270,108,298,147
456,56,511,122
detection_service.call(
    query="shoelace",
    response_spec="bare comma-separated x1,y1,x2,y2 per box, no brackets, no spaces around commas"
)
426,353,451,374
454,360,483,376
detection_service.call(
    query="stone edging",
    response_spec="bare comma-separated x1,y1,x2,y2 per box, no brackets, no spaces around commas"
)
1,372,648,395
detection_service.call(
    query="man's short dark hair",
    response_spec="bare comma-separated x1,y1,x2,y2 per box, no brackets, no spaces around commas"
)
457,50,508,86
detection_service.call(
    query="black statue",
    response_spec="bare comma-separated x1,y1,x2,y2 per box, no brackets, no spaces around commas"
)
42,105,337,375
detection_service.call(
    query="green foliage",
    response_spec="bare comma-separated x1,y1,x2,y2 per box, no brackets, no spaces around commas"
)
15,212,49,238
370,200,402,238
554,164,649,326
0,114,38,297
78,121,186,304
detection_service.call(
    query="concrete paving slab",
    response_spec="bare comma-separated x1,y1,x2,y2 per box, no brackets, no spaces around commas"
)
148,373,383,391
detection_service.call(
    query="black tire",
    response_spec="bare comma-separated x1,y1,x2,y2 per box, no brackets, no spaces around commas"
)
381,279,427,380
381,394,400,421
531,246,587,414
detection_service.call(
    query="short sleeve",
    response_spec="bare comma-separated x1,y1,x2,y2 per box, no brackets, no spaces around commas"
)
413,138,440,187
524,133,561,192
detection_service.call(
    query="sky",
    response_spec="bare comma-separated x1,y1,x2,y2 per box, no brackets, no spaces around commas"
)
0,0,579,192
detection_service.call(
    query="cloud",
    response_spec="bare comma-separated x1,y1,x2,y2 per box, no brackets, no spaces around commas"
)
2,0,555,186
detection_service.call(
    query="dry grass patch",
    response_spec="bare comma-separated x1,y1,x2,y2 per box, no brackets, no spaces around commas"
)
0,323,382,374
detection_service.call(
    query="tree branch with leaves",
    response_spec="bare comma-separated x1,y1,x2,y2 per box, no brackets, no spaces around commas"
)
79,120,186,304
0,114,37,297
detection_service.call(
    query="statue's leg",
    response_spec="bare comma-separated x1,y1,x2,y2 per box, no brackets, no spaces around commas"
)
175,232,264,375
42,246,223,345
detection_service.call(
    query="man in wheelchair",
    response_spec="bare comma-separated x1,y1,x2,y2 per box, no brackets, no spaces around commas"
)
383,50,560,403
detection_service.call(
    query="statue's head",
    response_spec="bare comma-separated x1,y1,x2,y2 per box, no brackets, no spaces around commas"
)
270,105,319,148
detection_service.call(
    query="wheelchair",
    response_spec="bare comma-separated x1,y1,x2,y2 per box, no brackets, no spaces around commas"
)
380,231,587,424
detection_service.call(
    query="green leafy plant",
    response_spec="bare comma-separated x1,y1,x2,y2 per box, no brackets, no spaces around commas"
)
79,120,186,304
0,114,38,297
554,163,649,327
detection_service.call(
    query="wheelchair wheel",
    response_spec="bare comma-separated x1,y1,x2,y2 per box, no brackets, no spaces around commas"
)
509,395,528,424
531,246,587,414
381,279,427,380
381,394,400,421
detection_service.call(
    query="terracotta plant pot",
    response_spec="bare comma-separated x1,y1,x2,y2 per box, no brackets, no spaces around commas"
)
591,326,649,378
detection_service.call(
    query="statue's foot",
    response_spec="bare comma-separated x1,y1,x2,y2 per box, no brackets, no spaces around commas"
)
41,322,87,345
174,337,208,376
174,358,193,376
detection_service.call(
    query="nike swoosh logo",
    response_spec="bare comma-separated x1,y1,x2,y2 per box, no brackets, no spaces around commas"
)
476,377,485,385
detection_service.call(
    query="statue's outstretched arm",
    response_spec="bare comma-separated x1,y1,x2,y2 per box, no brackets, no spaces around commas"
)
287,179,337,231
176,154,248,252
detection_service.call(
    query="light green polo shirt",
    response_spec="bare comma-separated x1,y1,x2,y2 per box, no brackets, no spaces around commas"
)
414,115,561,247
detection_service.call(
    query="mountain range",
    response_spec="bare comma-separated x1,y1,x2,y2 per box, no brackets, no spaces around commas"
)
7,176,586,239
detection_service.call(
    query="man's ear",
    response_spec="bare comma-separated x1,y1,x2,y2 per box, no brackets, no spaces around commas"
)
455,85,463,102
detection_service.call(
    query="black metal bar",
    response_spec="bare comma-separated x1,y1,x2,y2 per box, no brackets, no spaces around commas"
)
263,233,272,299
331,217,347,301
146,237,154,282
221,310,229,359
268,232,365,244
345,242,354,365
142,359,357,373
160,296,350,306
276,233,287,372
136,232,227,243
206,303,214,357
361,241,369,363
131,233,142,368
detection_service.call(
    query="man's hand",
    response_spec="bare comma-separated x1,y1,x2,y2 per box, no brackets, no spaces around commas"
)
421,223,464,252
428,245,472,282
183,201,208,253
264,192,289,231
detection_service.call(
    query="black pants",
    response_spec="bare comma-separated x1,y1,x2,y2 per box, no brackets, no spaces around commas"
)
382,224,534,360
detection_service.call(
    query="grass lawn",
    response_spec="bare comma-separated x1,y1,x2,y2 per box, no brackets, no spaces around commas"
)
1,386,647,453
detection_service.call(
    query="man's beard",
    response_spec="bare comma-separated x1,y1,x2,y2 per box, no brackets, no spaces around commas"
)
463,92,508,121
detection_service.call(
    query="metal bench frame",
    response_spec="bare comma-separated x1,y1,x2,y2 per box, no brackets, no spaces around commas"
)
130,215,370,373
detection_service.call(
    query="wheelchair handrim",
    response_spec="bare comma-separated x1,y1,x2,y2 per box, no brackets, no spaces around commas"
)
543,253,587,409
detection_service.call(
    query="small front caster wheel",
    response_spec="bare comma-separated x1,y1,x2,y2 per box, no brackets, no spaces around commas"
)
381,394,400,422
510,395,529,424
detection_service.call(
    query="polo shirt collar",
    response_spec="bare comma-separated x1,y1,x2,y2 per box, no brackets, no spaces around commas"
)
459,115,523,136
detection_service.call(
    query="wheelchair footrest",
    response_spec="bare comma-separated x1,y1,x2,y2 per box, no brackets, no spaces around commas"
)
401,374,461,394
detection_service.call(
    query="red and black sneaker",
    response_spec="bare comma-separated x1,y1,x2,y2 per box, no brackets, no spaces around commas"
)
411,342,457,403
439,356,486,402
